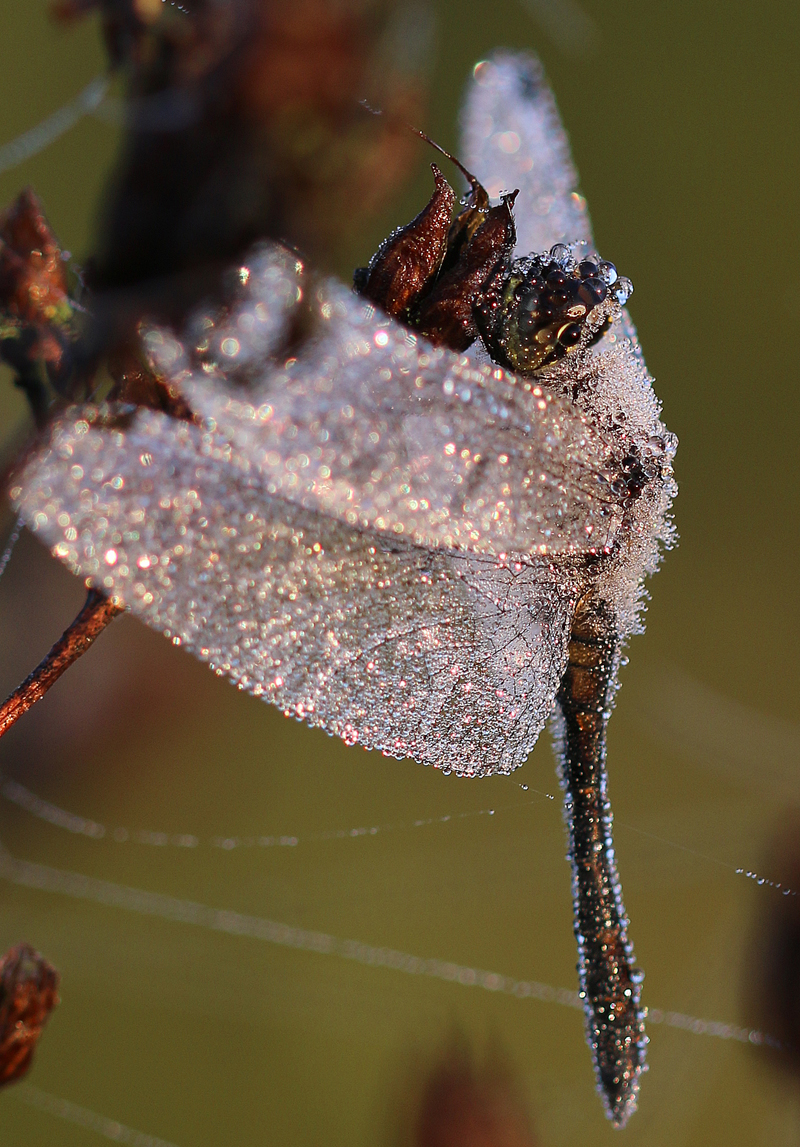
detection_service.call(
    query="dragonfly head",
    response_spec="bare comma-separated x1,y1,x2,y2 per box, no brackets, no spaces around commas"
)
475,244,633,376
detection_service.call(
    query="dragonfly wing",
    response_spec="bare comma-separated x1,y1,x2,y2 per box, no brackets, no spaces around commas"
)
147,248,625,559
13,409,579,775
459,51,593,257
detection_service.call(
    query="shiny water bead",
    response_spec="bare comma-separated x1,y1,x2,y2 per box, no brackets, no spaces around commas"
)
557,322,581,347
579,278,608,306
548,243,574,270
597,260,618,286
612,277,634,305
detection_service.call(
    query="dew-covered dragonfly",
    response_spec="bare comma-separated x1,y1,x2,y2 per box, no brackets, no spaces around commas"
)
6,53,676,1125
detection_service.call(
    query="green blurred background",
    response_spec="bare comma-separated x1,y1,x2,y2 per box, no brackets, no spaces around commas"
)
0,1,799,1144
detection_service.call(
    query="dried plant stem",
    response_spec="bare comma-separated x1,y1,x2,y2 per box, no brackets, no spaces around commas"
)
0,590,122,740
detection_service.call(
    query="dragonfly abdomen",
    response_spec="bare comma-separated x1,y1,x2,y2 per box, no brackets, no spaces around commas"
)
553,598,646,1127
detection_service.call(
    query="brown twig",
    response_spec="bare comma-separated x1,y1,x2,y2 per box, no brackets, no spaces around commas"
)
0,589,122,740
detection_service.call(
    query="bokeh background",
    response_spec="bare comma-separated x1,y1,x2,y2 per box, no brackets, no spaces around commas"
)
0,1,799,1144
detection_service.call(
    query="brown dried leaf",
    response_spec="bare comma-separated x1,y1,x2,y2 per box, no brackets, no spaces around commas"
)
0,943,60,1087
0,188,73,375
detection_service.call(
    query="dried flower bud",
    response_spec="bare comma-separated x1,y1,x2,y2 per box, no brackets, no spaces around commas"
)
0,943,60,1087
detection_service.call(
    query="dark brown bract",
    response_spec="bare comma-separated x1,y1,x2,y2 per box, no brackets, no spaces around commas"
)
356,164,516,352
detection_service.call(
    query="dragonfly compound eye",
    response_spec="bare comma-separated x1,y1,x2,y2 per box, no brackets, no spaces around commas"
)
476,248,630,376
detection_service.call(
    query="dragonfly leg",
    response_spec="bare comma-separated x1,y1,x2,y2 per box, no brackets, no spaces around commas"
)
553,597,646,1126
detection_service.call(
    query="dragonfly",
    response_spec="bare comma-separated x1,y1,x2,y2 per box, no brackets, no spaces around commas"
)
3,52,676,1125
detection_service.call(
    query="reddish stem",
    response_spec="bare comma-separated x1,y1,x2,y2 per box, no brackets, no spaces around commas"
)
0,589,122,740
